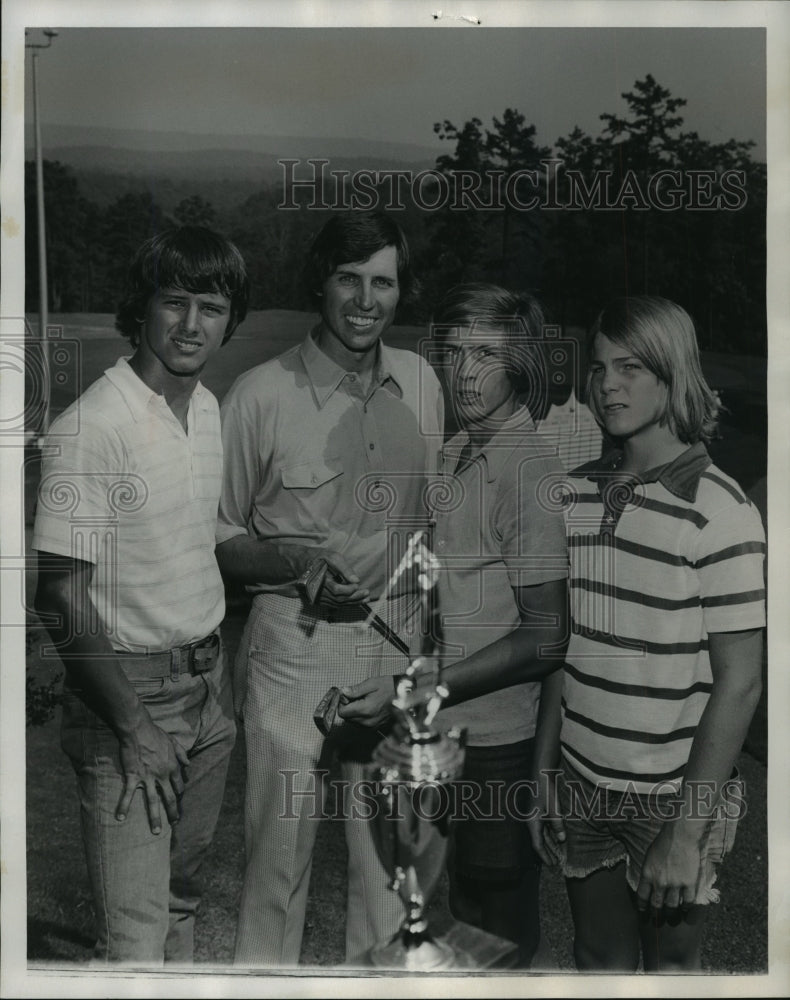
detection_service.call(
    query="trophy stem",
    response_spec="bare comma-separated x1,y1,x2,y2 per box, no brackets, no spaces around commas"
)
366,533,463,970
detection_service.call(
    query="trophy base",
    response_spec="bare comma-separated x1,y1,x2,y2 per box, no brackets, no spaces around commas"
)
369,928,456,970
351,919,520,970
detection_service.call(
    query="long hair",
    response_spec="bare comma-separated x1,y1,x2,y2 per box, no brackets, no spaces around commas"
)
587,296,720,444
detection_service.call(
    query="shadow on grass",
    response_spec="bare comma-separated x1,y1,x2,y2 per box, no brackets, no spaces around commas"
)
27,919,94,961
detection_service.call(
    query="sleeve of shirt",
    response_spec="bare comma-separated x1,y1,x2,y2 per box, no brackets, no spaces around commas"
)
498,451,569,589
32,416,121,564
216,381,263,545
696,498,766,633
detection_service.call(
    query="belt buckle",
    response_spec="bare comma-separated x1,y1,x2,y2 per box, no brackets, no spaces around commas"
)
189,632,219,673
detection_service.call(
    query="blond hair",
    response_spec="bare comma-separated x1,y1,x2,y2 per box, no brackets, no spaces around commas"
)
587,296,720,444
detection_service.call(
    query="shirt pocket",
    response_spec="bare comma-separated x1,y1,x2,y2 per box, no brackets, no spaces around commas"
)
280,456,345,535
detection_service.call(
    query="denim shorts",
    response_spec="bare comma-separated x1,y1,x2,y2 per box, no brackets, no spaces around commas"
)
451,738,541,882
558,759,745,905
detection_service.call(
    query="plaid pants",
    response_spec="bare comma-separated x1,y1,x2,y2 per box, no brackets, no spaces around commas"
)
232,593,414,967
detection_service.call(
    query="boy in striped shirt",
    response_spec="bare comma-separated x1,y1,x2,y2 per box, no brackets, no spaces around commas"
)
538,296,765,972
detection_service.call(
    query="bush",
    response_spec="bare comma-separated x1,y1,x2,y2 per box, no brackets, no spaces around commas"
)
26,670,62,727
26,630,62,727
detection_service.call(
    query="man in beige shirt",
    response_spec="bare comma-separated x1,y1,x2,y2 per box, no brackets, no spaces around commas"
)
216,211,443,966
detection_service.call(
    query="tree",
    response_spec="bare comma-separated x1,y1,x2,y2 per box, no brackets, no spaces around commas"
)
542,127,610,327
25,160,103,312
227,187,306,310
485,108,551,287
421,109,549,309
545,76,765,353
423,116,493,298
99,191,170,308
599,74,687,169
174,194,217,227
669,130,765,351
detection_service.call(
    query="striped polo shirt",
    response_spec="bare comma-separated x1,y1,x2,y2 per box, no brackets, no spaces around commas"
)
561,442,766,794
33,357,225,653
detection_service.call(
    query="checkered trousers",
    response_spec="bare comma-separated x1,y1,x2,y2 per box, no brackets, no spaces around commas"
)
233,593,416,967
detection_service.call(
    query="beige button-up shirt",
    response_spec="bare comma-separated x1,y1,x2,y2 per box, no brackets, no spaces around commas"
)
217,329,444,599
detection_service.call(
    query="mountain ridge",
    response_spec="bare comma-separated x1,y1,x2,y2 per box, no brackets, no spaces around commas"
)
27,123,440,165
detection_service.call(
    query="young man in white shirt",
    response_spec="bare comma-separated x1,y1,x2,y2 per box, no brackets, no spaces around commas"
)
33,226,249,964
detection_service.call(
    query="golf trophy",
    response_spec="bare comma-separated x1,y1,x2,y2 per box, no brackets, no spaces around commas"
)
366,532,465,970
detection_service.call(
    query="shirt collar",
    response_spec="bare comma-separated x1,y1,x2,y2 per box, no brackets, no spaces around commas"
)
299,327,404,409
103,357,211,421
580,440,712,502
443,403,538,482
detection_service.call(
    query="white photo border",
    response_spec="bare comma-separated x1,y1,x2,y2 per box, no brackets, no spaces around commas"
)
2,2,788,997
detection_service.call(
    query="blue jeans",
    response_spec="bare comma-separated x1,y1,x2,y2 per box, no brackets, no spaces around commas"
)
60,641,236,965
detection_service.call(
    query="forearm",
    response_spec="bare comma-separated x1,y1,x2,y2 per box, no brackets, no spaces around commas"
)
440,579,568,708
36,553,190,832
636,629,763,906
676,683,761,828
440,626,563,708
637,669,762,904
673,629,763,837
215,534,320,586
36,589,148,739
532,666,564,777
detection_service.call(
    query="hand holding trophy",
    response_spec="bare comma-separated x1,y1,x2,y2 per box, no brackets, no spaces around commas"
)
366,532,465,970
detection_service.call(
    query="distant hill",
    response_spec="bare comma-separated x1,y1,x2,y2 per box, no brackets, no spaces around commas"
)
28,123,440,212
56,168,269,214
37,144,436,179
29,123,441,164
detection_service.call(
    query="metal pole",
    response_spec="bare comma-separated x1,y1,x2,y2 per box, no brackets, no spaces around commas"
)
32,49,51,442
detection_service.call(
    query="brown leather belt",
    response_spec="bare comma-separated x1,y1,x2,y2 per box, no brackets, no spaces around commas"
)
114,631,221,679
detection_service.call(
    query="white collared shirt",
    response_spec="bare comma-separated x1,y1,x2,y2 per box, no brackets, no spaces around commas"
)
33,357,225,652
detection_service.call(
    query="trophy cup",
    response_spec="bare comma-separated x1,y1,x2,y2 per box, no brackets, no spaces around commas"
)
367,533,465,970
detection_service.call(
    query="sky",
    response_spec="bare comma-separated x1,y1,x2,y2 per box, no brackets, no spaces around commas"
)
21,24,767,158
